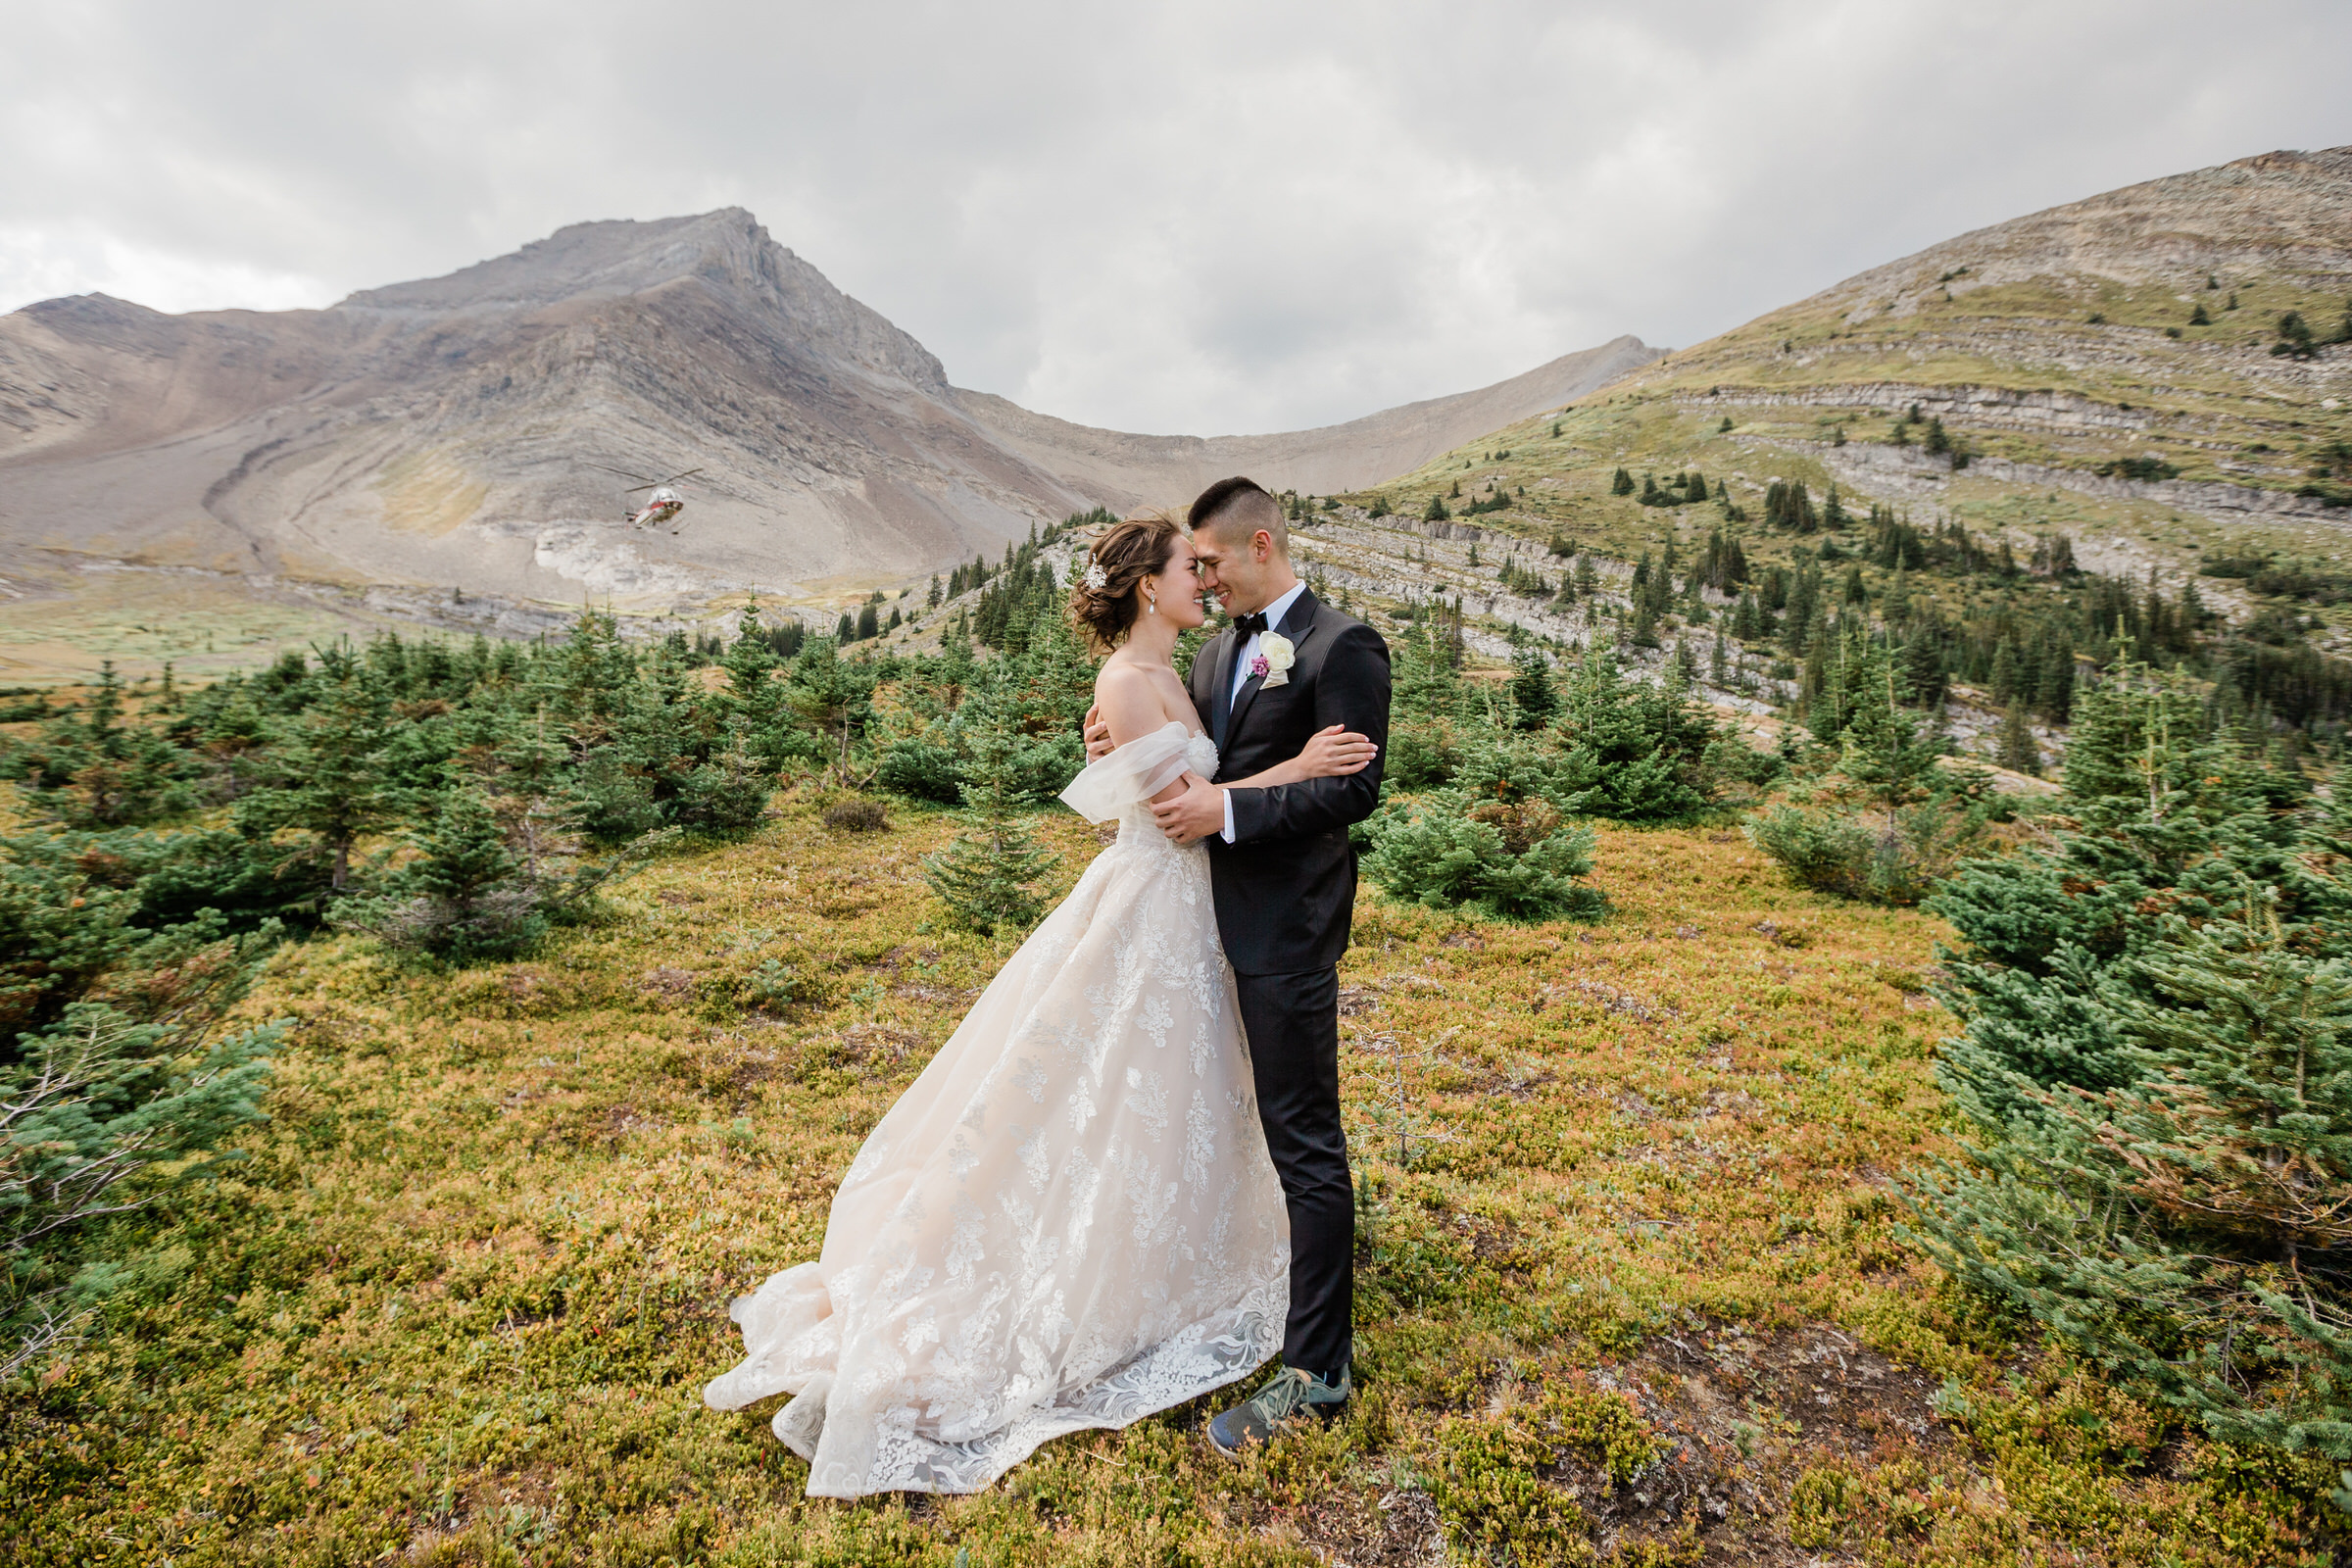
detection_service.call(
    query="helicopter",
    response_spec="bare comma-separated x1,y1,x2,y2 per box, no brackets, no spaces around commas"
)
591,465,706,532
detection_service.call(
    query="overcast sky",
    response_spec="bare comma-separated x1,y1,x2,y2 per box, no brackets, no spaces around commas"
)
2,1,2344,434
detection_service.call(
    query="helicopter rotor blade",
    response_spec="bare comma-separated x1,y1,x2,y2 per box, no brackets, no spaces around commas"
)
590,464,657,483
656,468,705,487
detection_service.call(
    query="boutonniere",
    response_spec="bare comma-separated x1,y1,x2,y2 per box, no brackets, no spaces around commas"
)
1257,632,1296,688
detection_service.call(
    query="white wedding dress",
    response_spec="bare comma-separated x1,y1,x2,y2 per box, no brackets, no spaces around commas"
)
706,723,1291,1496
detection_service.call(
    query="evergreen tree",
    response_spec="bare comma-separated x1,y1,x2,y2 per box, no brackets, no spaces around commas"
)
1548,639,1722,820
491,702,578,880
722,599,796,768
1610,467,1635,496
249,654,395,890
408,784,532,941
920,685,1058,935
1997,703,2040,775
787,636,867,787
927,575,943,609
1837,644,1946,817
836,612,856,642
2041,632,2077,722
1425,494,1449,521
857,603,880,641
1507,646,1556,730
1900,632,1949,710
2273,311,2319,359
1908,794,2352,1457
1765,480,1818,532
1989,634,2019,703
2,662,193,827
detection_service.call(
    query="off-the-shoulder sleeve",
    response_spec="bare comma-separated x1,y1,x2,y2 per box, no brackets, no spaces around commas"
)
1057,721,1196,822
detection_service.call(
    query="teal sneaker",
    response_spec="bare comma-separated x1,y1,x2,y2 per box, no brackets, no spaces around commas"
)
1207,1365,1350,1458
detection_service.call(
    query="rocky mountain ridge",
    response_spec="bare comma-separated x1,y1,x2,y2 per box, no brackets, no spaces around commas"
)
0,211,1655,625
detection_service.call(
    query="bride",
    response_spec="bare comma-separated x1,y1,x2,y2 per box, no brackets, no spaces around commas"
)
705,513,1380,1496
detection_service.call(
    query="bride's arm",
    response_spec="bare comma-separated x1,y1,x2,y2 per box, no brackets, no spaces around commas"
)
1222,725,1379,789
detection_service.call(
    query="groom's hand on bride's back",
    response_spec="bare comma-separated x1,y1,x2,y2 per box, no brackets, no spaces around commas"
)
1083,704,1114,763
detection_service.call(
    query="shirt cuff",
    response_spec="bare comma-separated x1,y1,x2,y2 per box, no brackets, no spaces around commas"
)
1220,788,1236,843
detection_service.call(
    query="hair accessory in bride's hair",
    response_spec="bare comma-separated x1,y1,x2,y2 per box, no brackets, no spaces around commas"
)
1082,562,1109,592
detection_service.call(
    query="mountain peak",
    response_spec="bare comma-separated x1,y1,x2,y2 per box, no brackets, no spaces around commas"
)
336,208,949,392
2227,145,2352,179
336,208,768,316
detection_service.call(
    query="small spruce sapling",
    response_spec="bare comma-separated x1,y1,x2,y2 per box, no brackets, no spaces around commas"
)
920,687,1058,935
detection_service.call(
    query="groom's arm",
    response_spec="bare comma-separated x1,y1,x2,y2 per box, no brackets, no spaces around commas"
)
1224,623,1390,844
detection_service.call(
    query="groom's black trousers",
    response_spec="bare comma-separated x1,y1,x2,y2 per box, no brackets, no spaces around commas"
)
1233,965,1351,1379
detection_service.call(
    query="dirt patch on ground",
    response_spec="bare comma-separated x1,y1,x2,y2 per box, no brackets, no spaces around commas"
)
1292,1482,1446,1566
1581,1321,1954,1563
1271,1322,1955,1566
641,966,698,1001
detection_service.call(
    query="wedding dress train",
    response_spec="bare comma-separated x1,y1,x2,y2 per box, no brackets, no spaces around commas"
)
705,723,1291,1496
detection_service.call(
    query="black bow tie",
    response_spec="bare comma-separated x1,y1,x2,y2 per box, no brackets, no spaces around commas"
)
1232,612,1270,636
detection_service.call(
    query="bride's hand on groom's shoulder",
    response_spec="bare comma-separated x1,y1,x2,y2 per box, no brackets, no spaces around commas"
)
1083,704,1114,762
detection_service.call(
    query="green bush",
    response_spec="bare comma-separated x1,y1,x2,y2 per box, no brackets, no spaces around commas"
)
1748,637,1984,905
1744,799,1979,906
1381,725,1457,792
876,737,964,803
1429,1416,1593,1567
567,750,663,845
670,745,772,836
1360,791,1605,922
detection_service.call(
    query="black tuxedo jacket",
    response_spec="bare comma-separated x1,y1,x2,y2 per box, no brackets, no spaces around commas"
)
1188,589,1392,976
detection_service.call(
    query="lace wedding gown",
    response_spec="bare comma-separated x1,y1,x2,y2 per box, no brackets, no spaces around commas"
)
706,723,1291,1496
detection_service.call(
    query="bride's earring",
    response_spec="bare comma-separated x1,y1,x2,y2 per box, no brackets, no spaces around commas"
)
1147,592,1157,615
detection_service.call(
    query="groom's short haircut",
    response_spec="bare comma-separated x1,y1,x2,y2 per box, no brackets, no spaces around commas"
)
1189,476,1287,557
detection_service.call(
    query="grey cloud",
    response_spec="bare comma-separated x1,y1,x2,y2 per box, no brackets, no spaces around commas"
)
1,0,2345,434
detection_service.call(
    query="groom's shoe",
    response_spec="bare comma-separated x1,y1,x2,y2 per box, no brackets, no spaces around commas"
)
1207,1365,1350,1458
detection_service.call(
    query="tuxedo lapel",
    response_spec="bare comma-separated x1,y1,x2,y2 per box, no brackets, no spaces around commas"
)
1207,629,1240,750
1224,590,1320,747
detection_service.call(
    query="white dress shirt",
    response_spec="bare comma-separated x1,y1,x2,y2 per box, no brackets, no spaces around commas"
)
1218,580,1308,842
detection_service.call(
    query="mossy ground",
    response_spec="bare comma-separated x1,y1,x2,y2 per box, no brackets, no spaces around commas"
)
6,790,2339,1564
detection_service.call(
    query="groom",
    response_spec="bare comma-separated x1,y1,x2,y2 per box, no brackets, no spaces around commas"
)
1088,476,1391,1455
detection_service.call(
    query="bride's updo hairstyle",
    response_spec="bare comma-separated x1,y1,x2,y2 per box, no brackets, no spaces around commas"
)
1068,512,1183,655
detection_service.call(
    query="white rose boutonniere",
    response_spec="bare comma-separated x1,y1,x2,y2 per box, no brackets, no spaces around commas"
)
1257,631,1296,688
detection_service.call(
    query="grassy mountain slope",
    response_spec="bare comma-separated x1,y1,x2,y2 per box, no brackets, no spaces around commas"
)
1647,145,2352,503
1278,147,2352,766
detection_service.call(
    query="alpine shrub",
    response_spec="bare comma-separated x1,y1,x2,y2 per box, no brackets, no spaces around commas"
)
1360,791,1605,922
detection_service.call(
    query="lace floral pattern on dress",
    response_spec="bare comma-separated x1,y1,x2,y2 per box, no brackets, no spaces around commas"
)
706,723,1289,1496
